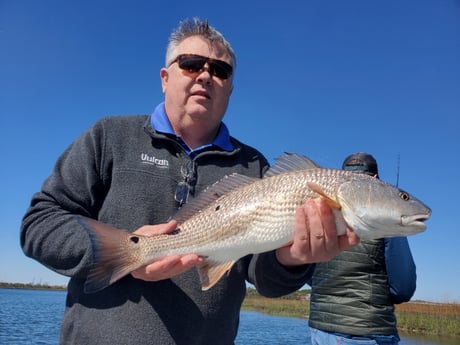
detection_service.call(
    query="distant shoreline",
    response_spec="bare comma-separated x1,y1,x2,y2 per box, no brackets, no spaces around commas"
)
0,282,67,291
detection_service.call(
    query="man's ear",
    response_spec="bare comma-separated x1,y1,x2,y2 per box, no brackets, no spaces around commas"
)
160,68,169,93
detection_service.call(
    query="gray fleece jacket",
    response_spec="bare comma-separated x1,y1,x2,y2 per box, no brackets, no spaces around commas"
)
21,115,313,345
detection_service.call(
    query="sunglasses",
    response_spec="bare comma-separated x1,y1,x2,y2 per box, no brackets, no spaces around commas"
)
169,54,233,80
174,181,190,206
174,160,195,207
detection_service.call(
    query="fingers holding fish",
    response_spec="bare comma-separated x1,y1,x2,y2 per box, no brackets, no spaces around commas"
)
315,198,339,252
276,198,358,266
304,198,341,260
311,199,360,257
133,220,178,236
275,199,328,266
131,221,203,282
131,253,203,282
316,199,360,251
308,199,327,241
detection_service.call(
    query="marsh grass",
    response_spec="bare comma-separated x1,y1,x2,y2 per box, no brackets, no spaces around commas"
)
242,292,460,337
396,302,460,336
242,297,309,319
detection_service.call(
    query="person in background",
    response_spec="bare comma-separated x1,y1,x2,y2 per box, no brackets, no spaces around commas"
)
20,18,358,345
308,152,417,345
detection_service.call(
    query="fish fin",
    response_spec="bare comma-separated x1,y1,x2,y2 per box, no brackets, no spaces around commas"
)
264,153,321,177
174,174,257,224
307,182,342,210
198,260,236,291
79,217,146,294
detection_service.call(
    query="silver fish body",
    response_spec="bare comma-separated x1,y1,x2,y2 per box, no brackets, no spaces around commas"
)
83,154,431,293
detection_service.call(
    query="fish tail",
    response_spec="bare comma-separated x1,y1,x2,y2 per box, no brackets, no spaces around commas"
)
79,217,146,294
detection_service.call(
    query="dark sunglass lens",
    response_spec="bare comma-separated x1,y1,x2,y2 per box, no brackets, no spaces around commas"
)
178,55,206,73
209,61,232,79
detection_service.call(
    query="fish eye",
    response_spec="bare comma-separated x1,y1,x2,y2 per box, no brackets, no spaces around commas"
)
399,192,410,201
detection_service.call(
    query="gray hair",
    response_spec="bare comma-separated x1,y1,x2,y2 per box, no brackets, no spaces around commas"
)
165,18,236,69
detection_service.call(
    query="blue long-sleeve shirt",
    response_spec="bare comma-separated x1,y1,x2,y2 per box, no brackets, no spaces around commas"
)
385,236,416,303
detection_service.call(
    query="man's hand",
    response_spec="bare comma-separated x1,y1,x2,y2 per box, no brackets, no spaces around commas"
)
276,198,360,266
131,220,203,282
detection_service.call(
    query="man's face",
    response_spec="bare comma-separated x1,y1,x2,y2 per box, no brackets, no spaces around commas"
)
161,36,234,131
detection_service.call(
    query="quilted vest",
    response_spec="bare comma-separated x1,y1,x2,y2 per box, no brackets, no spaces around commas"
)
308,239,397,336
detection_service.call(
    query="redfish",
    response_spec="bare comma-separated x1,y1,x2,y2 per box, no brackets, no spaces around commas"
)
82,154,431,293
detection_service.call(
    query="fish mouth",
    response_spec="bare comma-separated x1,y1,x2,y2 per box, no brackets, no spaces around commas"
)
401,213,430,230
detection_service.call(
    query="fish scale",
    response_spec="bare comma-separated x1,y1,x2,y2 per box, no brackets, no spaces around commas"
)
82,153,431,294
177,172,309,250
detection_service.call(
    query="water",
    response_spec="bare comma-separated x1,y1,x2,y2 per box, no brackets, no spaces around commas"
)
0,288,456,345
0,288,65,344
236,311,310,344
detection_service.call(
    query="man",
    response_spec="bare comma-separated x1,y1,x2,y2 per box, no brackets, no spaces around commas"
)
21,18,358,345
308,152,417,345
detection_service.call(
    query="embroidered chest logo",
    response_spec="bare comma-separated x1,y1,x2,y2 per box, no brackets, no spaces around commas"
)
141,153,169,168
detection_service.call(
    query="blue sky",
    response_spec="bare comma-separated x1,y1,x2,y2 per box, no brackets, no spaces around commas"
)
1,1,459,302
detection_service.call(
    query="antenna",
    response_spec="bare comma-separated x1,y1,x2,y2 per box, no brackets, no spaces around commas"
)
396,154,400,187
